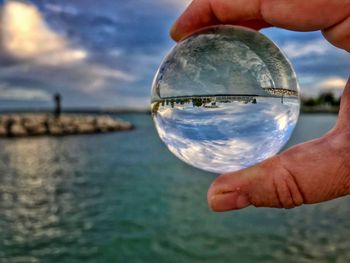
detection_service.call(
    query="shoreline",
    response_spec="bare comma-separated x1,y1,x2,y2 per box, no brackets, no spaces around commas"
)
300,106,339,114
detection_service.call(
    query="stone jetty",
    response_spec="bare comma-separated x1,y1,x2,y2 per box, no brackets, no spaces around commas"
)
0,114,134,138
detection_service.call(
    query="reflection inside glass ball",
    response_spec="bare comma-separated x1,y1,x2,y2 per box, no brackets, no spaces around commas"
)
151,26,300,174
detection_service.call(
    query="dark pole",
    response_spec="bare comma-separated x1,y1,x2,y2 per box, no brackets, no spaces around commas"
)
54,93,62,118
5,118,14,137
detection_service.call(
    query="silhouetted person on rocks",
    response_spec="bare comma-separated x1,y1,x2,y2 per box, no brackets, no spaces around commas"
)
54,93,62,119
5,118,14,137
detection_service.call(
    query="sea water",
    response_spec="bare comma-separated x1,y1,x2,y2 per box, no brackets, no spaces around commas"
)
151,26,300,173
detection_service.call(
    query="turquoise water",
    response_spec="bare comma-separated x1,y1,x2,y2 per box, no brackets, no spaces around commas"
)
0,113,349,262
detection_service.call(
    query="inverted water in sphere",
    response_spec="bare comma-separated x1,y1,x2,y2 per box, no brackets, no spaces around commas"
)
151,26,300,173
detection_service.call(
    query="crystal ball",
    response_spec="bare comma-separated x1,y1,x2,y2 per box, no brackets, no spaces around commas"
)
151,26,300,173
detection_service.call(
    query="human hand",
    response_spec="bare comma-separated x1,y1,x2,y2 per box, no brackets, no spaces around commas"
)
170,0,350,211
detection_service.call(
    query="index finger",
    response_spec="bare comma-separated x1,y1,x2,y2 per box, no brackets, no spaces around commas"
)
170,0,350,51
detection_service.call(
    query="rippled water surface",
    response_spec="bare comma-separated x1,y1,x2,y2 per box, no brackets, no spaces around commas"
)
0,113,349,263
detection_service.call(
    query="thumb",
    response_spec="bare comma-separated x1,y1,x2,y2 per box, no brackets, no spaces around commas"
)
208,155,304,211
208,131,350,211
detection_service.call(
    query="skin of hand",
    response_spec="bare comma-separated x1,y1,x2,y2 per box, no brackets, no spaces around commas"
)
170,0,350,211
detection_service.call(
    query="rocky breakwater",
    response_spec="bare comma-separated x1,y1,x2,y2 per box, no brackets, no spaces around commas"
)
0,114,134,138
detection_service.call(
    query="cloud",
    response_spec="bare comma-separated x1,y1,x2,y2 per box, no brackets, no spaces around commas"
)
0,83,51,101
300,76,347,97
317,77,347,90
1,0,84,63
44,3,79,16
282,38,332,59
0,0,346,109
0,0,135,97
107,49,124,58
269,30,350,98
165,0,191,9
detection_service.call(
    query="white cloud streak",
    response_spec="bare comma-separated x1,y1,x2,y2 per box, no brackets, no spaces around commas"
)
0,83,51,101
167,0,191,9
317,76,347,90
300,76,347,97
44,3,79,16
282,39,332,59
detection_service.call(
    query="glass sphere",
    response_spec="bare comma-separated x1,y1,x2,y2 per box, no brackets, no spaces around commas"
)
151,26,300,174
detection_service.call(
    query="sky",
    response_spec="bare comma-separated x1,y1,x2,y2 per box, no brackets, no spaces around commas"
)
154,96,299,173
0,0,348,109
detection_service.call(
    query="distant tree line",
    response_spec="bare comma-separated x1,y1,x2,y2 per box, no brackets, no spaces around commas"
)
302,92,340,107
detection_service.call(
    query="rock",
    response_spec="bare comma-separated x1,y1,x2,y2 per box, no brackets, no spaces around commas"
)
29,124,47,136
84,116,96,125
0,116,7,124
11,124,27,137
59,116,74,126
0,114,133,137
62,125,77,134
11,115,22,124
96,116,130,131
49,125,63,136
77,123,95,134
23,119,48,136
119,122,134,130
0,125,6,136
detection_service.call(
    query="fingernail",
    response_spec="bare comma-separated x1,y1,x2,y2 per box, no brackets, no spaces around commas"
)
209,192,251,212
236,194,251,209
170,23,179,41
210,192,238,212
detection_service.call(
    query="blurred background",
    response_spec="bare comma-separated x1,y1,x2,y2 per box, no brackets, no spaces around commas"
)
0,0,349,262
